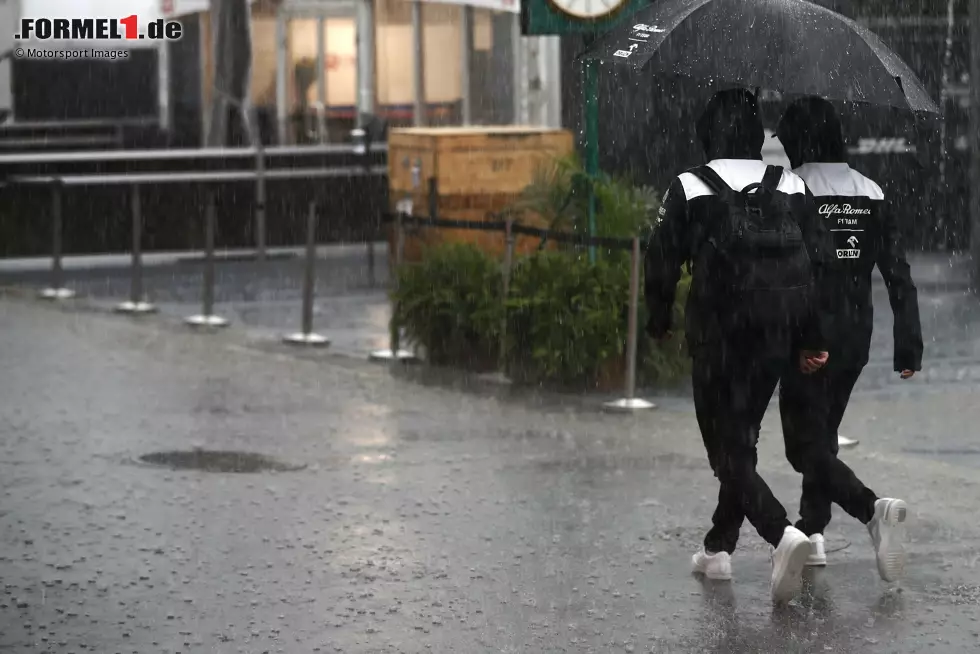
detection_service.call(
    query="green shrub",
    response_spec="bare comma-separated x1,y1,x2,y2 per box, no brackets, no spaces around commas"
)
504,250,630,387
513,155,660,261
391,159,694,390
391,243,502,369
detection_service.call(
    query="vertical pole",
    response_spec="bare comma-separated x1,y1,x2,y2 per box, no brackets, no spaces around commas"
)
255,129,267,261
185,190,228,327
971,0,980,289
428,177,438,220
131,184,142,305
460,6,473,125
544,37,562,129
283,201,329,346
583,59,599,264
302,200,316,335
199,9,210,145
51,183,63,291
391,211,405,354
370,206,416,361
316,15,327,142
158,40,172,132
117,185,156,313
356,0,376,127
498,216,515,374
412,1,426,127
367,236,377,287
40,181,74,300
624,236,640,400
603,236,654,411
51,183,64,291
512,14,526,124
525,37,541,126
203,192,216,317
275,8,288,144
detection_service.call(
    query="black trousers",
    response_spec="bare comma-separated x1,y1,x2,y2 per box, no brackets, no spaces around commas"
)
692,334,792,554
779,360,878,536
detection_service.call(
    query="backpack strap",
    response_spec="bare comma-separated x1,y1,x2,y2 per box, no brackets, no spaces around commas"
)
689,166,735,203
761,165,784,193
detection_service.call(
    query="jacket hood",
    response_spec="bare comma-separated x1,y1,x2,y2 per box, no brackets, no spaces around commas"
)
695,88,765,161
776,97,847,168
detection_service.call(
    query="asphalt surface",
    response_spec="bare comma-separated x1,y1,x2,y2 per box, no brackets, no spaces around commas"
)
2,261,980,652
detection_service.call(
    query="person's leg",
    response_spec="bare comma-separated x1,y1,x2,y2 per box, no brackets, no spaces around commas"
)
710,347,792,550
780,365,835,537
822,365,879,522
692,351,744,556
825,365,908,581
717,344,813,601
780,358,880,542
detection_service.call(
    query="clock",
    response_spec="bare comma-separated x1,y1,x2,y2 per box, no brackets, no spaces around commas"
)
546,0,629,21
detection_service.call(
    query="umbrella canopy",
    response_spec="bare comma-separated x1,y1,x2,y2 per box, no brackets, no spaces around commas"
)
580,0,939,114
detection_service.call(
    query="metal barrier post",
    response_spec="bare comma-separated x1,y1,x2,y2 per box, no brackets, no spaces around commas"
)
284,200,329,346
39,180,75,300
353,128,377,288
499,216,515,371
115,184,156,314
604,236,655,412
185,190,229,328
369,210,417,362
479,215,515,385
254,137,267,261
367,233,377,288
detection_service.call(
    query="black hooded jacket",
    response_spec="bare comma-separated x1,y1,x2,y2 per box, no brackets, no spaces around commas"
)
644,89,833,351
777,98,923,371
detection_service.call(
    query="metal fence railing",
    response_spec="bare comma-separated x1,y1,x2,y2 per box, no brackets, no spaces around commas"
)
2,159,654,411
2,143,387,335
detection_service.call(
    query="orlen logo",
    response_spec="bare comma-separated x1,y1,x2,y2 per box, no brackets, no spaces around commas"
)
15,16,182,41
818,203,872,217
837,235,860,259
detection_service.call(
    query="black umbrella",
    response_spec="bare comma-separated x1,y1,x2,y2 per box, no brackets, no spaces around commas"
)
580,0,939,114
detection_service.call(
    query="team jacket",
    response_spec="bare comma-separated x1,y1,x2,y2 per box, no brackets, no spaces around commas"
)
644,158,833,351
793,162,923,371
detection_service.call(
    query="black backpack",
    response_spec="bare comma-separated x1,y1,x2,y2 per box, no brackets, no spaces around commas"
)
690,165,813,328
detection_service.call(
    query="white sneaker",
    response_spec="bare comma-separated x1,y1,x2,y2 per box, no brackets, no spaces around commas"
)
806,533,827,567
692,548,732,580
770,526,811,603
838,434,860,448
868,498,908,582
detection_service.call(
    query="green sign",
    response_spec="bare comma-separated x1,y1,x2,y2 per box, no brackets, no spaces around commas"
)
520,0,648,36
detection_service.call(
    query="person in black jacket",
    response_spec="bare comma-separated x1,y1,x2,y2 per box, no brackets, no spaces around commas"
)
644,89,833,604
774,97,922,581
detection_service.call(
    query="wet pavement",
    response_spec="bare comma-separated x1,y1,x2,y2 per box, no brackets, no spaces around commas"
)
2,274,980,652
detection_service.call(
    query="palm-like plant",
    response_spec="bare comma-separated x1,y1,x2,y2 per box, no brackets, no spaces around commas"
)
509,154,583,232
511,155,661,246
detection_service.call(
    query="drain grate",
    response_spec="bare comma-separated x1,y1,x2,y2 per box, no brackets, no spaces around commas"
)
138,449,305,473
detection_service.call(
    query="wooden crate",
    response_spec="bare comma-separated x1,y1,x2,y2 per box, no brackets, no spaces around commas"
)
387,126,575,262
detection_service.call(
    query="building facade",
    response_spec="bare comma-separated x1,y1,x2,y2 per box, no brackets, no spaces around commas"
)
0,0,561,146
167,0,562,145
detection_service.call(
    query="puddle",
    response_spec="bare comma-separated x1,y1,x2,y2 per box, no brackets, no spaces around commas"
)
137,449,306,473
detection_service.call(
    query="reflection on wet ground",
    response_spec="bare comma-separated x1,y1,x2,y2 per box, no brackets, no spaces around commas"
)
2,257,980,651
